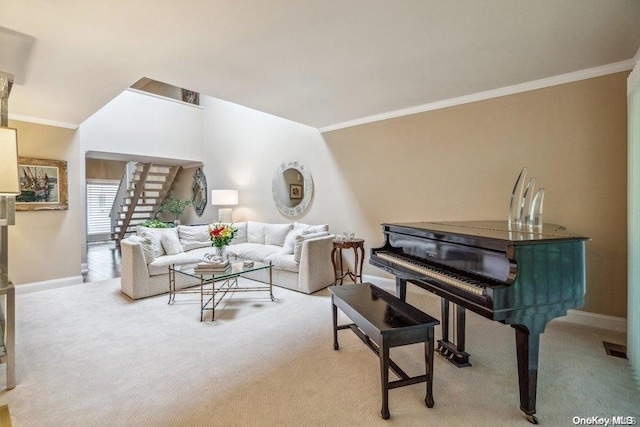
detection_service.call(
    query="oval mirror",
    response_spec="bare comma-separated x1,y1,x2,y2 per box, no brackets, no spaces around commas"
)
191,167,207,216
272,160,313,217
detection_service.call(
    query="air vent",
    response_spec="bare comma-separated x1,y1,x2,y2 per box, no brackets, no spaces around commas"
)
603,341,627,359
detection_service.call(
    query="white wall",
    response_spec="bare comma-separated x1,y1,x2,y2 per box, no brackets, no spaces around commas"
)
80,90,204,162
195,95,362,239
78,90,206,266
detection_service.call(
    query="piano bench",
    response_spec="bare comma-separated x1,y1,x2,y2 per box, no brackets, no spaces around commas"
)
329,283,440,420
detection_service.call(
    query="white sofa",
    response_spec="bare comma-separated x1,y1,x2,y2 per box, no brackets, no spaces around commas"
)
120,221,335,299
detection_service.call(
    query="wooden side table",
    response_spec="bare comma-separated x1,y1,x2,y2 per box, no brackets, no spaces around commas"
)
331,238,365,285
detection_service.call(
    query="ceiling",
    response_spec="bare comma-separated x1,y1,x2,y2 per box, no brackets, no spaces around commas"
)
1,1,639,130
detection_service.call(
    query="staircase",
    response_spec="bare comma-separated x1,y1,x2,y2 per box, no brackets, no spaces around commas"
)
111,163,181,246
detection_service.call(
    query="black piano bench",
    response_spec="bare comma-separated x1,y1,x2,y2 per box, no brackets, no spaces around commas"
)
329,283,440,420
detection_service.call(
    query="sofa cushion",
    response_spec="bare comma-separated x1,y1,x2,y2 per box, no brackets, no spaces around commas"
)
293,222,310,232
265,253,299,273
127,235,156,264
225,243,281,262
293,222,329,234
229,221,248,244
147,251,205,276
247,221,267,244
294,231,330,262
264,223,292,246
307,224,329,233
137,226,180,257
177,225,210,251
281,229,301,254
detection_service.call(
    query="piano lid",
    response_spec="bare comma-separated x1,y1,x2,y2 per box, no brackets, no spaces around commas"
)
384,220,589,245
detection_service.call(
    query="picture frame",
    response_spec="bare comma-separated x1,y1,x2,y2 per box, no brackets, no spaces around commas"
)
289,184,303,200
16,157,68,211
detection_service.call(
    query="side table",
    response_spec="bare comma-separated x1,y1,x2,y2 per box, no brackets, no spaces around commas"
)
331,238,365,285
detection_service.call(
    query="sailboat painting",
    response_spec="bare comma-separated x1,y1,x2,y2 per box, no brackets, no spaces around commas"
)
16,158,68,211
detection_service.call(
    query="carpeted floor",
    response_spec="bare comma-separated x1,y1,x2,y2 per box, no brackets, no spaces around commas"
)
0,278,638,426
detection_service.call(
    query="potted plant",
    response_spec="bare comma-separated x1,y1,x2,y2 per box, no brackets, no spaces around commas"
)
158,197,191,225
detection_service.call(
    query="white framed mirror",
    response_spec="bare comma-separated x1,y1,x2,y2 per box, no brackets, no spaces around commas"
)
272,160,313,217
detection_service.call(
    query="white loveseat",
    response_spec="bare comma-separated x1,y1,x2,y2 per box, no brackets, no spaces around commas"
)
120,221,335,299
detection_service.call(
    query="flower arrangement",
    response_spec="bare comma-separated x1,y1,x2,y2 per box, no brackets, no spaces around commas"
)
208,223,238,248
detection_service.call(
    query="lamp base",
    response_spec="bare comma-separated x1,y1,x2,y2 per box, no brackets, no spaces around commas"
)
218,208,233,223
0,196,15,226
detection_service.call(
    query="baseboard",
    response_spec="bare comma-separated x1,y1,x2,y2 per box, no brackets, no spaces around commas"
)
15,276,84,295
362,274,628,333
557,309,627,334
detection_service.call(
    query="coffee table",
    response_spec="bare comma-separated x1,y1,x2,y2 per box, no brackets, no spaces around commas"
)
169,260,274,321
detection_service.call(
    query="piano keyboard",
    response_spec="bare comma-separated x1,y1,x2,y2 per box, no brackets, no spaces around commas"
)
375,252,487,297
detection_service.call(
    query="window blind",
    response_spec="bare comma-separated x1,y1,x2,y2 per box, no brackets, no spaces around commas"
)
87,181,119,236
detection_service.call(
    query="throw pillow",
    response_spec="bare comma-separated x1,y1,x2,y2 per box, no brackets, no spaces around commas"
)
177,225,210,251
161,230,184,255
137,226,166,258
265,223,292,246
281,229,301,254
127,235,156,264
293,231,329,262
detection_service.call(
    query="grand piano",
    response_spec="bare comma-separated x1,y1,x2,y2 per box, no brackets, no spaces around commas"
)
370,220,588,424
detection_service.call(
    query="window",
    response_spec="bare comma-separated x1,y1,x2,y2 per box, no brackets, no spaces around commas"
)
87,180,119,240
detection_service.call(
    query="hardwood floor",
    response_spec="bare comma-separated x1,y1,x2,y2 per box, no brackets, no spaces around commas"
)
82,241,122,283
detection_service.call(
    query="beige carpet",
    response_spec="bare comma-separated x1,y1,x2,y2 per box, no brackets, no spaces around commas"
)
0,278,638,426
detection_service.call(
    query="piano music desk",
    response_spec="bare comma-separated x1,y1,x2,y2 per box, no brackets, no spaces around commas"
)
331,238,365,285
329,283,439,419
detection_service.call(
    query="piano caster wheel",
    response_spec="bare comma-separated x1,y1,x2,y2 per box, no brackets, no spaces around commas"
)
333,343,339,350
425,397,434,408
525,414,539,424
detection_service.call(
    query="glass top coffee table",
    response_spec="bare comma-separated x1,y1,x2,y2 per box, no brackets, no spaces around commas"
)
169,260,274,321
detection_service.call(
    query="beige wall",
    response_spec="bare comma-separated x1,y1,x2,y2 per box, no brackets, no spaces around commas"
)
199,72,627,318
323,72,628,317
85,159,126,180
7,120,82,285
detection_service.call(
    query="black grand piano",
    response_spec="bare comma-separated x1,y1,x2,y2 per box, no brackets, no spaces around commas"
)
370,220,588,424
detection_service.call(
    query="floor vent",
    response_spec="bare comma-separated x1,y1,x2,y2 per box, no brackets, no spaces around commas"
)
603,341,628,359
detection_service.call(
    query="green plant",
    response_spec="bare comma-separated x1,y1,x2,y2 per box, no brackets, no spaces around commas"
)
141,219,171,228
159,197,191,221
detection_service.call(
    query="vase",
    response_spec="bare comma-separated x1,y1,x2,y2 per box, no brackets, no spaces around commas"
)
214,245,227,260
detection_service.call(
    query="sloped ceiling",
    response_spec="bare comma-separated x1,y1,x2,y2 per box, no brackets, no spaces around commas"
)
1,0,639,129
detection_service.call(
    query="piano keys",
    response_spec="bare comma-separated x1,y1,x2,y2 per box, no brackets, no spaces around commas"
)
370,220,589,424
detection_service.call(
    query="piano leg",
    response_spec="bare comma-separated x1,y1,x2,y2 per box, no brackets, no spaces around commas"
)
437,300,471,367
396,277,407,301
513,325,540,425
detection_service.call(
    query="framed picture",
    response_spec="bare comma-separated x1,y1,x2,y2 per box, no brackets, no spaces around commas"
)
16,157,68,211
290,184,303,200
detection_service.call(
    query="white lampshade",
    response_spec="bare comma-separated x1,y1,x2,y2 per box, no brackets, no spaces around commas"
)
210,189,238,206
0,127,19,195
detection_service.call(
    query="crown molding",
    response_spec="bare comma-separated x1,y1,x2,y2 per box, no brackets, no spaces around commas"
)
320,59,636,133
8,113,78,129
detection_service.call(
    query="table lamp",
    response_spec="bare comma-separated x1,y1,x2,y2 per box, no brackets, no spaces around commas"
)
0,71,18,390
210,189,238,223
